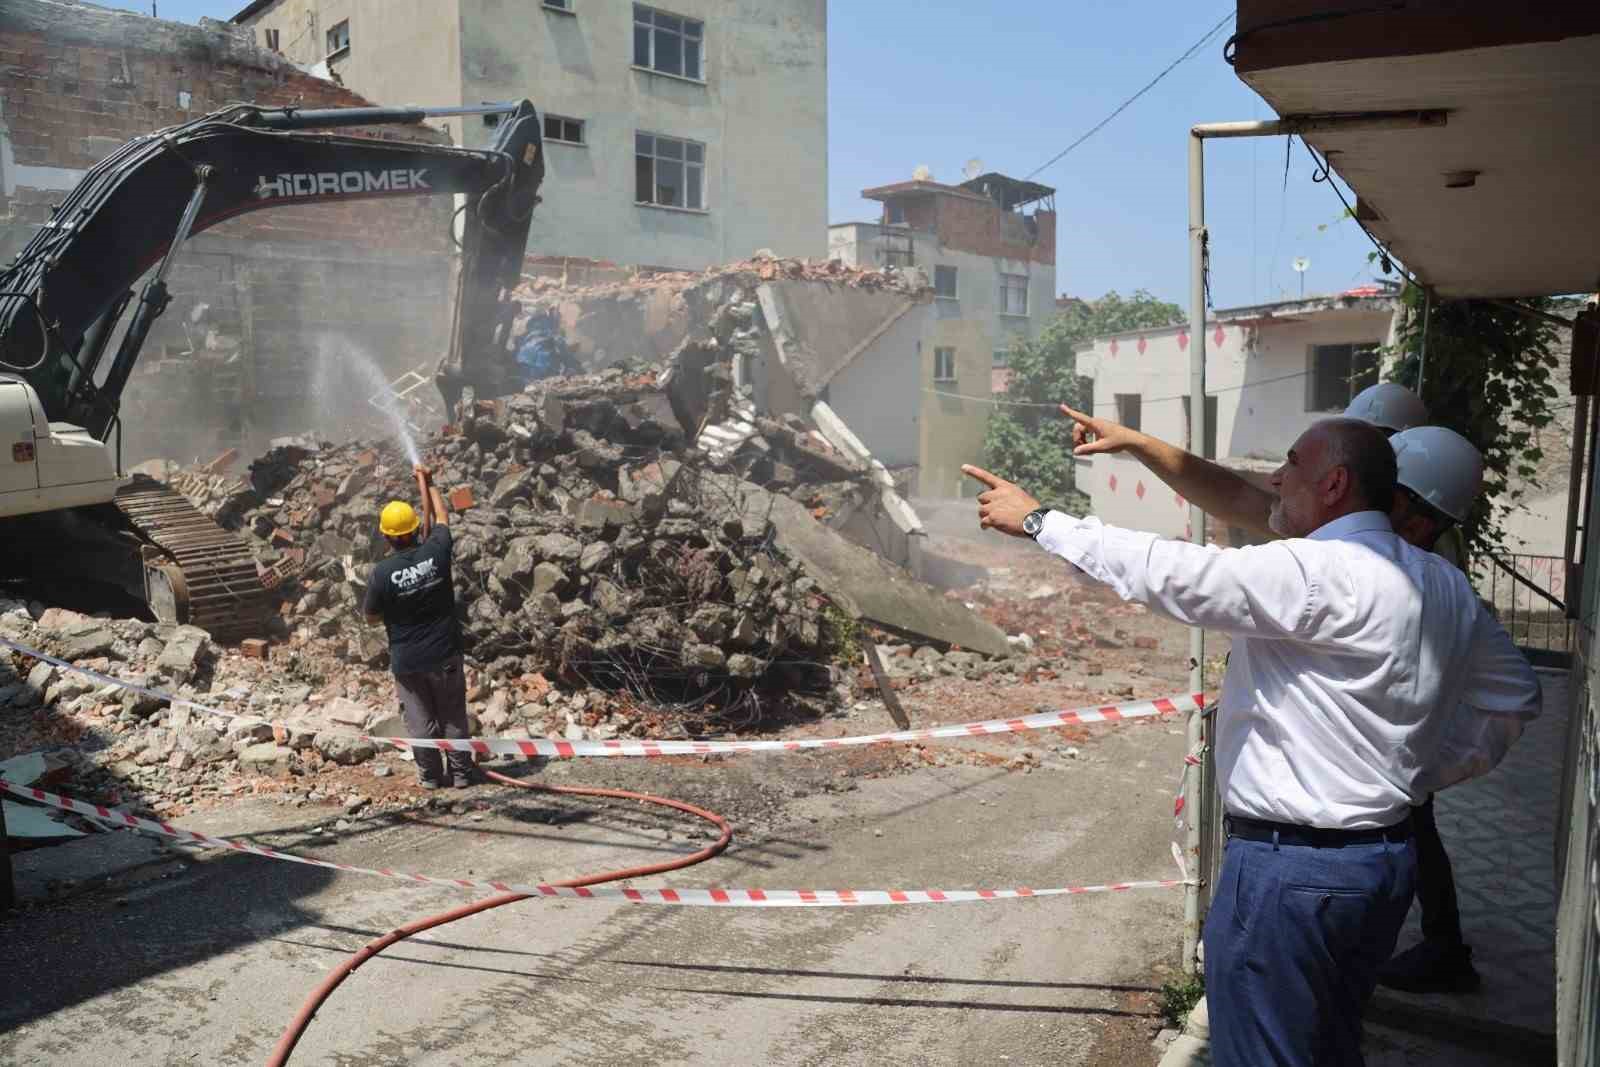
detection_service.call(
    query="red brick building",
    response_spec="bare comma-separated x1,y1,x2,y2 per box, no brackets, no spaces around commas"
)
0,0,455,463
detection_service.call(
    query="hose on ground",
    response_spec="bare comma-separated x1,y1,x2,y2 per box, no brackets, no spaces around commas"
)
265,768,733,1066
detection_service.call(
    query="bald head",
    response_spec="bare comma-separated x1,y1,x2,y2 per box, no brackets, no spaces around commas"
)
1269,417,1398,536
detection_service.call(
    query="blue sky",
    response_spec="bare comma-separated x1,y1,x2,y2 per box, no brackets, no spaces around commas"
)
108,0,1379,309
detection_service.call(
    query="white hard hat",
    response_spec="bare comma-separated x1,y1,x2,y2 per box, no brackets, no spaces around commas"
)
1390,426,1484,523
1345,382,1428,433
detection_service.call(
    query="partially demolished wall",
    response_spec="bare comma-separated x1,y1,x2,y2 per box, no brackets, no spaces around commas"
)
513,256,935,576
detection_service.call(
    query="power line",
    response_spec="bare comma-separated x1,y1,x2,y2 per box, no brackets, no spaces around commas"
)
1025,10,1236,180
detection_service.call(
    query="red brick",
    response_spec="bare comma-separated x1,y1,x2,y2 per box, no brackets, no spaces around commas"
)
448,486,475,511
241,638,269,659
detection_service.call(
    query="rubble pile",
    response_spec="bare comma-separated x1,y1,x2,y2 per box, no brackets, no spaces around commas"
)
173,369,929,720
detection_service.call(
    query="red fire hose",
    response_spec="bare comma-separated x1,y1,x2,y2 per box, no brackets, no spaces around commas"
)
265,769,733,1066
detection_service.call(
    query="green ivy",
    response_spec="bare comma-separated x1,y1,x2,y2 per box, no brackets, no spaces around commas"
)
1385,284,1564,563
983,290,1184,511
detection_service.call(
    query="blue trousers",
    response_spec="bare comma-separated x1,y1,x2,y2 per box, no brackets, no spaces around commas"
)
1204,834,1416,1066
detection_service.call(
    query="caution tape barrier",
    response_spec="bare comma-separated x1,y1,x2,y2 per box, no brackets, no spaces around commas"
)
0,635,1207,759
0,779,1190,907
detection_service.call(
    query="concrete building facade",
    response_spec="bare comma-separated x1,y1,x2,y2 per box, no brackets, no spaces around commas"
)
1074,292,1398,539
829,173,1057,498
233,0,828,272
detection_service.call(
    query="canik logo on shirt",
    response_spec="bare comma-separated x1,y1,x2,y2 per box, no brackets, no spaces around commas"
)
391,557,438,589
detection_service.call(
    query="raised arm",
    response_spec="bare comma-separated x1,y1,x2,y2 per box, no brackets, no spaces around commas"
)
1061,405,1276,537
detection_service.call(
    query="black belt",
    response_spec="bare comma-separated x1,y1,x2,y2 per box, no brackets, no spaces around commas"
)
1224,814,1413,848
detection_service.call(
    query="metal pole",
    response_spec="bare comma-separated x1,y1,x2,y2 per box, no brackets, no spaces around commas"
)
1181,129,1207,976
1416,288,1433,398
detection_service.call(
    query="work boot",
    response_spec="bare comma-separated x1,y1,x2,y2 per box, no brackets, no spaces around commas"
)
1377,940,1482,994
451,764,488,788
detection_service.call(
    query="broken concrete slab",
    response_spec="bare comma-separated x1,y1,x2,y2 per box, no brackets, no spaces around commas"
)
704,474,1011,657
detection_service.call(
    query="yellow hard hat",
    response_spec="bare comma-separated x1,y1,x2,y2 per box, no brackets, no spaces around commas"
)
379,500,420,537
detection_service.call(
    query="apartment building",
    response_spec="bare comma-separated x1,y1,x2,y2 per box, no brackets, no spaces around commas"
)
233,0,828,270
828,172,1057,497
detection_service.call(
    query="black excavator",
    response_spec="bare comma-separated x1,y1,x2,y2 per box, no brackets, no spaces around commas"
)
0,100,545,640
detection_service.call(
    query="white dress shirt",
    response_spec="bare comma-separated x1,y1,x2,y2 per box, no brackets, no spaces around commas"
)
1036,510,1542,829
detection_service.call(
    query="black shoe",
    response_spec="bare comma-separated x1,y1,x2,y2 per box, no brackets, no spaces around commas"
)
452,766,488,788
1378,940,1482,994
418,777,447,791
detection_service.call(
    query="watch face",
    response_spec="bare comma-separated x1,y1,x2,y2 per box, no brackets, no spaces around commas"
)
1023,510,1044,535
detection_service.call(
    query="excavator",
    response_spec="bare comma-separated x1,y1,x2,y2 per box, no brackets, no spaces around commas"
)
0,100,545,640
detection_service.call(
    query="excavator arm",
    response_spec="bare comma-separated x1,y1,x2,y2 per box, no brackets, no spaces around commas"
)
0,99,544,440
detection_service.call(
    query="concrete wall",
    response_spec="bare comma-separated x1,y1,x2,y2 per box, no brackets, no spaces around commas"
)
830,221,1057,497
1075,300,1396,537
0,0,454,464
825,304,925,468
242,0,829,270
235,0,466,122
461,0,827,270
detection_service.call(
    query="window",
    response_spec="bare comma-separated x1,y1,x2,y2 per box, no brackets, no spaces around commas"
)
543,115,585,145
934,265,958,300
263,27,280,51
1308,342,1381,412
1182,395,1219,460
636,132,705,210
634,5,703,81
992,350,1009,368
543,0,573,10
1114,393,1142,432
999,272,1028,316
885,200,906,225
933,347,957,383
325,19,350,58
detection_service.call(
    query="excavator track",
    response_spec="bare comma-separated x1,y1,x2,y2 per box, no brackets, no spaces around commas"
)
113,479,277,643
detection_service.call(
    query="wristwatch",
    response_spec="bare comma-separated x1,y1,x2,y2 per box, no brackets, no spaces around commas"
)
1021,507,1052,540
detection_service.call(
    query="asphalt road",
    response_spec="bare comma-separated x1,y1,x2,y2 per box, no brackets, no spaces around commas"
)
2,719,1187,1066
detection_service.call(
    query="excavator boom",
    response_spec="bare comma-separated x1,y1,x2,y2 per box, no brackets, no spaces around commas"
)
0,99,543,439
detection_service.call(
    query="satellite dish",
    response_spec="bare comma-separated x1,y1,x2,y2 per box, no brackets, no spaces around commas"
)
912,164,933,182
963,158,983,181
1292,256,1310,273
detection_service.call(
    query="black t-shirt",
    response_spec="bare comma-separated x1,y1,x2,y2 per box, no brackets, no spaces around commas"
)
363,526,462,674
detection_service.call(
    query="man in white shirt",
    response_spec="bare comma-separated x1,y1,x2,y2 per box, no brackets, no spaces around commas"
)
963,417,1541,1067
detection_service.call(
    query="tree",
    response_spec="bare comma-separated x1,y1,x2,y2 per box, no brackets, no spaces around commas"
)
1386,284,1563,562
984,290,1184,511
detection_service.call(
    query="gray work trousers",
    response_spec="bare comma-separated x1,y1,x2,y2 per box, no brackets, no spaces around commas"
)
394,653,473,784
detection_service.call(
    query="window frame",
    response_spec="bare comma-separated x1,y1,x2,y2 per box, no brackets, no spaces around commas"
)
543,114,586,146
635,131,707,212
933,347,957,383
1114,393,1142,433
1307,341,1382,413
325,19,350,59
543,0,576,12
885,201,907,226
991,349,1010,369
933,265,958,301
633,4,706,83
263,27,280,51
999,272,1029,317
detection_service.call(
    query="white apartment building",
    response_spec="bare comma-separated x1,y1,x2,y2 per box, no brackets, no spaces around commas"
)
233,0,828,270
829,173,1057,497
1075,290,1399,539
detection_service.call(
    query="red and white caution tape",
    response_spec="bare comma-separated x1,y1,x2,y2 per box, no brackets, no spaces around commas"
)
0,779,1189,907
0,635,1207,759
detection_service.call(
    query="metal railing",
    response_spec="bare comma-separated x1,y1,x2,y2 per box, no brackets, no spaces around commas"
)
1478,552,1574,655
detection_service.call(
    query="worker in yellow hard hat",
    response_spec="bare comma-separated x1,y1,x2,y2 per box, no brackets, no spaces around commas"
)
361,466,479,789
